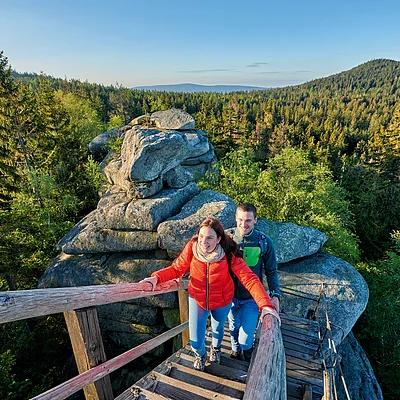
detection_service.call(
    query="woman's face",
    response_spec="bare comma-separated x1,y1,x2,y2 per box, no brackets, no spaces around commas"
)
198,226,221,253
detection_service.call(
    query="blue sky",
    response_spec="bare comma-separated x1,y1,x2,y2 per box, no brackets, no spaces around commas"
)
1,0,399,88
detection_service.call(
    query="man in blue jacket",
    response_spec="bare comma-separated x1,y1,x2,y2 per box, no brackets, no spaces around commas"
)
227,203,281,361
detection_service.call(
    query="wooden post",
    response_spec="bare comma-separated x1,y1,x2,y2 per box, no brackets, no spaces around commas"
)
64,307,113,400
323,370,333,400
243,314,286,400
178,289,190,346
302,384,312,400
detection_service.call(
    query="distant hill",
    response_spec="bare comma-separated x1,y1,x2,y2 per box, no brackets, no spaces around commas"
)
298,58,400,92
133,83,268,93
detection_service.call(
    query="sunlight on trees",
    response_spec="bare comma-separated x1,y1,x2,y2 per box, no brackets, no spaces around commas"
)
201,147,360,264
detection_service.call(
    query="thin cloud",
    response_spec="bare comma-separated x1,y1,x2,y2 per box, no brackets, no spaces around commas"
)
180,68,235,73
246,62,269,68
258,70,310,75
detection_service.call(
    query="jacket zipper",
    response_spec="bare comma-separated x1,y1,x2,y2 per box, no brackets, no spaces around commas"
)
235,237,246,299
206,262,209,310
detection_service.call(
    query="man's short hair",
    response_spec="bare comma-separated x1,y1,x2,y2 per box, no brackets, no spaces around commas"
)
237,203,257,218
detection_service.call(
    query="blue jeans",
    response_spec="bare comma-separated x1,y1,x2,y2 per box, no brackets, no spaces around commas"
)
228,297,259,351
188,295,232,357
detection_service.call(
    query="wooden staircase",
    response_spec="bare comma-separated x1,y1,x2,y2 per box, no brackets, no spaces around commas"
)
116,313,324,400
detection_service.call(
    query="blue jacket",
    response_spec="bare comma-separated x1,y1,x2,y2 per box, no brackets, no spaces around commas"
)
227,227,281,301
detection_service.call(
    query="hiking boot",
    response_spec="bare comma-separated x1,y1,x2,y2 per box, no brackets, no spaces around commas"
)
209,346,221,364
230,349,244,360
193,353,207,371
243,347,253,362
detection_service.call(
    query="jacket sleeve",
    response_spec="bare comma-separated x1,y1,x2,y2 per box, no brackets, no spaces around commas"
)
151,240,193,283
263,236,281,298
230,254,274,309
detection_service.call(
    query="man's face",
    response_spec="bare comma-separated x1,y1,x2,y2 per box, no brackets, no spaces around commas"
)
236,209,257,236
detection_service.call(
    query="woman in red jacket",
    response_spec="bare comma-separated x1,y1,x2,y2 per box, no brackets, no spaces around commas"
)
140,217,279,371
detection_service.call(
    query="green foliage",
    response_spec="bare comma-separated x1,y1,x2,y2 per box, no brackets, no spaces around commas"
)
0,171,77,289
355,231,400,400
55,90,105,145
0,316,71,400
342,165,400,259
201,147,360,264
3,55,400,398
82,155,107,198
199,148,261,203
0,349,15,398
106,135,123,154
256,148,360,264
107,115,124,130
1,53,107,398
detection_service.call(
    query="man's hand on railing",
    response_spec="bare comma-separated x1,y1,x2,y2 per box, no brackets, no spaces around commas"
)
260,307,281,326
138,276,158,291
271,296,280,313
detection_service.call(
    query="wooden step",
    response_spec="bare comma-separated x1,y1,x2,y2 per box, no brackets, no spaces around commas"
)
116,313,324,400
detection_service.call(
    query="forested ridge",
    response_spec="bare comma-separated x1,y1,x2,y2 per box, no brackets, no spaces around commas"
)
2,52,399,399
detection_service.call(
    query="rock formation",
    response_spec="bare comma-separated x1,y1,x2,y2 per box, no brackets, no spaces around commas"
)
39,109,379,397
335,332,383,400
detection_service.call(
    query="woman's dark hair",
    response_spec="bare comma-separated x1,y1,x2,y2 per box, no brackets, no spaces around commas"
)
193,217,240,259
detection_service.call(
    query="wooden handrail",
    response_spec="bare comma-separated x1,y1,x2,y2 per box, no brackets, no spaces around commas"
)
31,321,189,400
243,314,286,400
0,280,189,324
3,280,288,400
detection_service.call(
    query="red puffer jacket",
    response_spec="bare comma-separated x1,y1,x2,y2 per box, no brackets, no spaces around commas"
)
151,240,273,311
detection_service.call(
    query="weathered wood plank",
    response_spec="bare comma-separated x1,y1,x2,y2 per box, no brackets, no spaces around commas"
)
64,308,113,400
178,350,249,382
117,312,324,400
146,351,245,397
169,362,246,392
280,314,319,331
281,320,319,334
178,289,190,346
282,335,320,356
31,322,188,400
286,367,324,391
284,347,322,366
133,381,227,400
286,378,306,399
243,314,286,400
302,384,313,400
323,370,333,400
0,280,189,324
149,371,241,400
287,376,323,396
282,326,320,343
286,360,323,380
283,343,319,360
285,353,323,371
126,386,177,400
116,345,247,400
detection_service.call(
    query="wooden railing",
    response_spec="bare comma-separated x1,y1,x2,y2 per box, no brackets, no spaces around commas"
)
244,314,286,400
0,280,285,400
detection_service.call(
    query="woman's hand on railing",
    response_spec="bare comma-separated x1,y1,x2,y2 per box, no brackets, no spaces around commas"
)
138,276,158,291
172,277,181,287
260,307,281,326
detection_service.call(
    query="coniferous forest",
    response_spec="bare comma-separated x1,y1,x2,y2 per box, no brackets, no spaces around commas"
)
1,51,399,399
